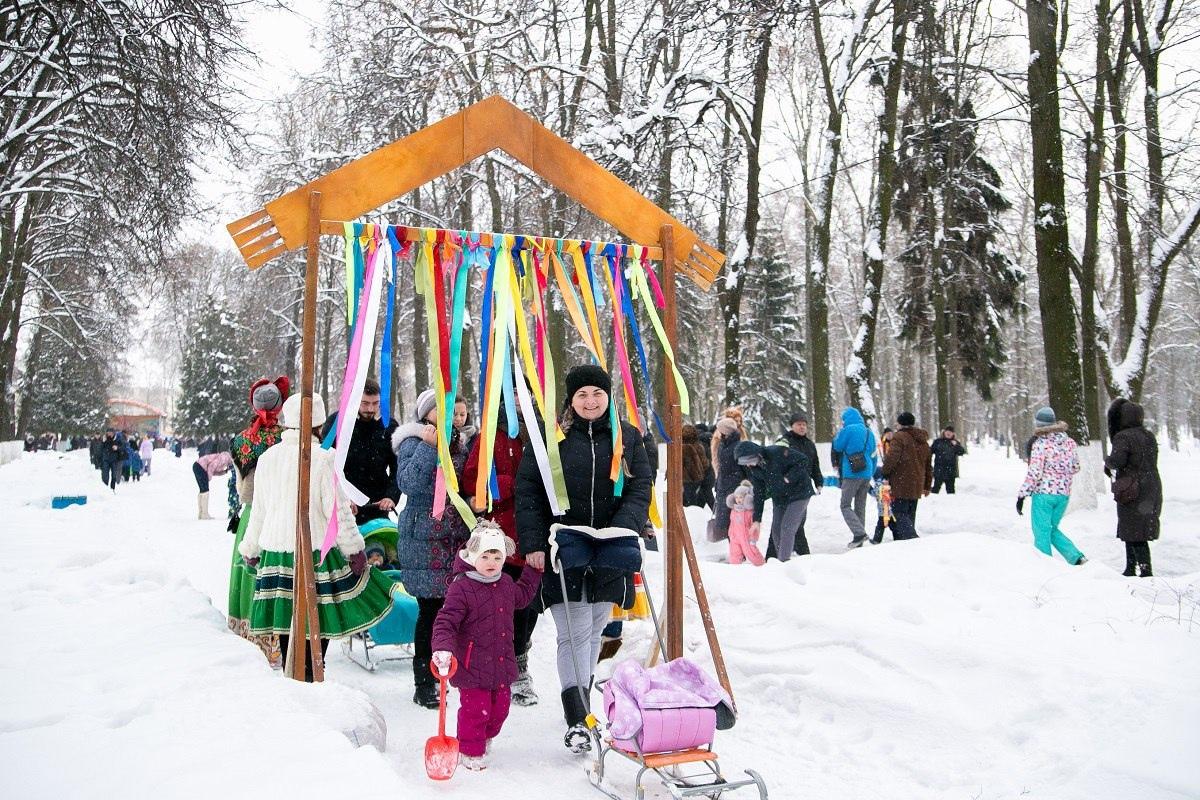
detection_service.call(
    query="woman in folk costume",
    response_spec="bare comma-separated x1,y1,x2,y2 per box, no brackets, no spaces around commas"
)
239,391,394,680
227,377,289,667
515,364,652,754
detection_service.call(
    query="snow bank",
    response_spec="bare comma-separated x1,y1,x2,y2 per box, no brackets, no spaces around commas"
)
2,447,1198,800
0,440,22,467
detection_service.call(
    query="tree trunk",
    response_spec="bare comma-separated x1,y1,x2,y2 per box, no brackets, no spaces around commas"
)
846,0,910,423
1025,0,1088,441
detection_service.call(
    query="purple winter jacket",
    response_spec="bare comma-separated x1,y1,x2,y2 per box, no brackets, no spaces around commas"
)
431,555,542,690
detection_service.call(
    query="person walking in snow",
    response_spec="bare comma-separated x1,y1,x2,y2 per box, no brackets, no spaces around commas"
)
461,400,541,707
515,364,652,755
768,412,824,558
1104,398,1162,577
681,424,714,510
393,388,471,709
1016,407,1087,566
832,407,878,548
193,449,234,520
431,521,542,771
882,412,931,540
725,480,765,565
931,426,966,494
239,391,394,681
734,437,815,560
138,436,154,477
98,429,125,491
227,376,289,667
870,429,898,544
709,411,747,541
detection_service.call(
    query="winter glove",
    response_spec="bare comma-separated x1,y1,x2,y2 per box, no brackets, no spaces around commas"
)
1103,466,1112,479
348,551,367,577
1015,497,1025,516
243,555,260,569
431,650,452,675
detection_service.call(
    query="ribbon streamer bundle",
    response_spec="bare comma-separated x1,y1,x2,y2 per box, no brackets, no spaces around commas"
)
317,223,689,561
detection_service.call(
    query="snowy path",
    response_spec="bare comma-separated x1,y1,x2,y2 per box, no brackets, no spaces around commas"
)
1,446,1198,799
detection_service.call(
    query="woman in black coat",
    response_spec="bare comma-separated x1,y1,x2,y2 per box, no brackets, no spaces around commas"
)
1104,399,1163,577
515,365,652,754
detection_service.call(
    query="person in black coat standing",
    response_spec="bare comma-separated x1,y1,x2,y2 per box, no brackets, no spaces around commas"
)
930,426,966,493
768,412,823,558
319,378,400,526
734,438,815,560
515,364,652,755
1104,399,1163,577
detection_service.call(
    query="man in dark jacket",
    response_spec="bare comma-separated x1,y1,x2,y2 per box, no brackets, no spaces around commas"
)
98,429,125,491
735,439,815,561
930,426,966,493
1104,399,1162,577
768,412,823,558
320,378,399,526
881,412,931,540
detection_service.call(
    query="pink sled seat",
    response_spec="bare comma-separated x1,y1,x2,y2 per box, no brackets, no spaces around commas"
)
603,684,717,754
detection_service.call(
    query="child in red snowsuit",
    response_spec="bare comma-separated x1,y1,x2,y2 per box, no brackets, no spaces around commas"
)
432,521,542,770
725,480,765,565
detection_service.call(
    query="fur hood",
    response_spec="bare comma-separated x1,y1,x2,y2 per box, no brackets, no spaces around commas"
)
391,421,429,454
1107,398,1144,439
1034,421,1069,437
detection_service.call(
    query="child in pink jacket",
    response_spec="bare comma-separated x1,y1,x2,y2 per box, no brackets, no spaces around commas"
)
431,521,542,770
725,480,765,565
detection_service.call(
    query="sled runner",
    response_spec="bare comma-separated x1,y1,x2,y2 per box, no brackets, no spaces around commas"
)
341,568,418,671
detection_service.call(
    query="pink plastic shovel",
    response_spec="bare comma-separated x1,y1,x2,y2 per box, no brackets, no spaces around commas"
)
424,656,459,780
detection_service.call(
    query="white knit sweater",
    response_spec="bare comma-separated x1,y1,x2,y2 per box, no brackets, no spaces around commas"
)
239,429,364,559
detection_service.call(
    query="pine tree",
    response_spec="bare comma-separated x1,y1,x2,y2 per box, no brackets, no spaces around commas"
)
741,226,807,436
20,321,111,434
893,8,1023,409
174,296,253,436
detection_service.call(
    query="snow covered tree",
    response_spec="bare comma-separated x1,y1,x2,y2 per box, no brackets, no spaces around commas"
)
174,297,254,437
741,227,807,436
19,317,112,435
893,3,1023,424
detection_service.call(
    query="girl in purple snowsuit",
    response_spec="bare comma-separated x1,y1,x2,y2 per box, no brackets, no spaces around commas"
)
432,521,542,770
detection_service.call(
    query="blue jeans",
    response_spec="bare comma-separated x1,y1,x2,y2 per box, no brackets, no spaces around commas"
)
1030,494,1084,564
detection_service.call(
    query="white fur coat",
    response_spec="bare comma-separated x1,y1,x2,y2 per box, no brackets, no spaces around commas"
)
239,429,364,559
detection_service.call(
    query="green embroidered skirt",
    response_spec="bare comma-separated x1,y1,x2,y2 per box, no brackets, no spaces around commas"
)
248,547,395,638
228,509,257,623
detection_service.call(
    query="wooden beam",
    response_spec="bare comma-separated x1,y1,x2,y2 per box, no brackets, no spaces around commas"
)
319,221,666,261
227,95,723,286
289,190,324,683
662,224,685,662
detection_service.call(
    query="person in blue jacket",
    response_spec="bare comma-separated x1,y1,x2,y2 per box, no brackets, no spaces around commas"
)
831,408,878,549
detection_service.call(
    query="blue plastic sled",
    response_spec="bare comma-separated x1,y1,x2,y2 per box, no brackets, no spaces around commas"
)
342,569,418,672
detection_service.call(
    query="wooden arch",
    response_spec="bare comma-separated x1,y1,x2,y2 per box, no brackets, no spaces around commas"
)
225,95,727,689
228,94,724,287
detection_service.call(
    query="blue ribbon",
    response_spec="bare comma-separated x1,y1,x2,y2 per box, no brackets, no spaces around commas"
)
477,245,499,422
380,227,400,427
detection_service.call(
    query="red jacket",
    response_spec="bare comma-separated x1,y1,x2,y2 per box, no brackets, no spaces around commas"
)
462,428,525,563
431,556,542,690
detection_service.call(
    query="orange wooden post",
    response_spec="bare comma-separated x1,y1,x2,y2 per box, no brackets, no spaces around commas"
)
661,225,685,661
288,190,324,682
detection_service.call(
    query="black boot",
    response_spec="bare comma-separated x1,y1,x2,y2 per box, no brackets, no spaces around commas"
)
413,682,439,709
561,687,592,754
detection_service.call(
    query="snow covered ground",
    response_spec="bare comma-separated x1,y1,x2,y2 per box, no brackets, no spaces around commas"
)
1,444,1197,799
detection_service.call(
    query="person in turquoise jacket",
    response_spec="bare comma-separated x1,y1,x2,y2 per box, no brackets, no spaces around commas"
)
831,408,878,549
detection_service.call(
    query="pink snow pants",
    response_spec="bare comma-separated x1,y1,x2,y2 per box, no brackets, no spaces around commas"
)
728,509,765,566
457,686,512,756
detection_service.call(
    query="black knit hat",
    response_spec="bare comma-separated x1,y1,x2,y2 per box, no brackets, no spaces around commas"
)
897,411,916,427
565,364,612,399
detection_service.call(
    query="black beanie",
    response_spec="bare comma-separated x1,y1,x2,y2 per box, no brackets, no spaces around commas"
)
897,411,916,427
565,364,612,398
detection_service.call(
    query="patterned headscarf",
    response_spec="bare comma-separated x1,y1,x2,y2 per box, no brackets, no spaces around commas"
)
232,377,290,472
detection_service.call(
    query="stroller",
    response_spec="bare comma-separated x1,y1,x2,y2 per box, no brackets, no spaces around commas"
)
553,543,767,800
344,515,422,671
